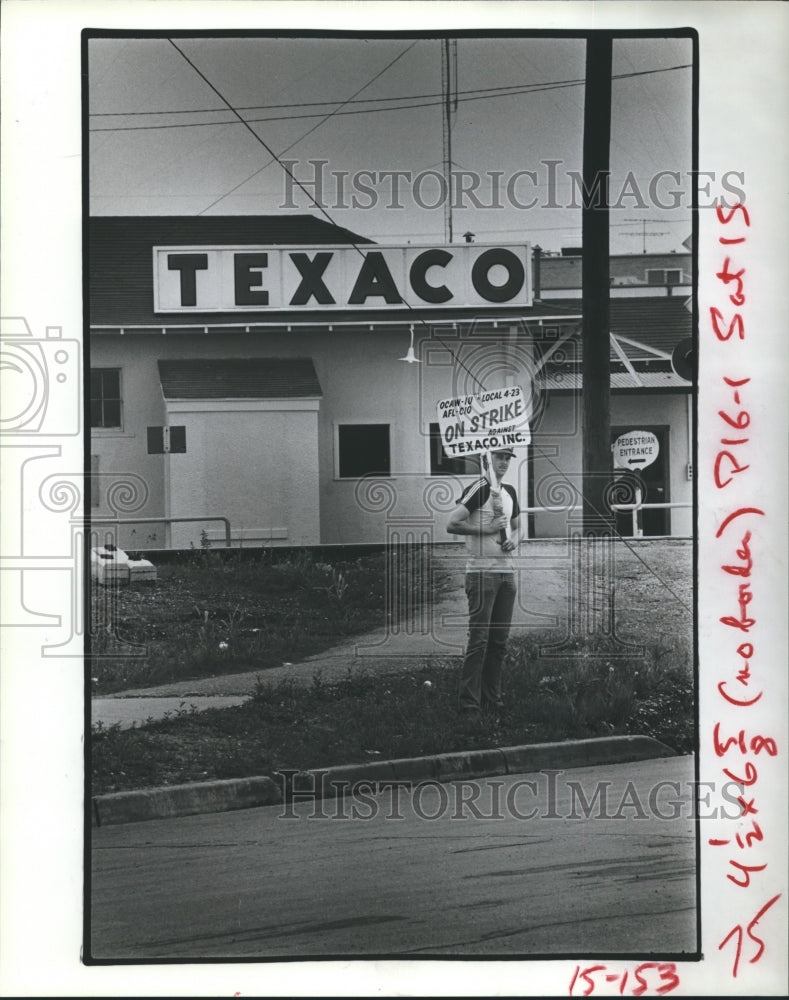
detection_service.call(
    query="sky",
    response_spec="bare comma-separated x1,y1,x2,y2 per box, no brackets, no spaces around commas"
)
88,33,693,254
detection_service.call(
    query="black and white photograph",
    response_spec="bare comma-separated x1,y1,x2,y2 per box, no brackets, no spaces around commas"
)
85,27,699,963
1,2,787,997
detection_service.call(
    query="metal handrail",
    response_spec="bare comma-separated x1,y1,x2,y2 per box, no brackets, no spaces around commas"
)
520,501,691,512
611,493,691,538
521,499,692,539
90,515,232,548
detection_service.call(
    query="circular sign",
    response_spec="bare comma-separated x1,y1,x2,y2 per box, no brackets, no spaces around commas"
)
612,430,659,470
671,338,695,382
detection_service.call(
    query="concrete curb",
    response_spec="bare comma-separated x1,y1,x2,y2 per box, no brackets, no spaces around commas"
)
92,735,677,826
92,775,281,827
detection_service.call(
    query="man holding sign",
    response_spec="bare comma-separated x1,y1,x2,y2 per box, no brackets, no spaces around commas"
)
446,447,520,720
437,386,529,719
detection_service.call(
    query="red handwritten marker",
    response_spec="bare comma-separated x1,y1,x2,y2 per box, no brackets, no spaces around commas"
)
568,962,679,996
708,196,782,988
719,893,781,977
715,507,764,538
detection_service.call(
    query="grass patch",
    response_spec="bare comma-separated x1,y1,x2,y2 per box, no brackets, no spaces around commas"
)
90,547,446,693
92,631,695,794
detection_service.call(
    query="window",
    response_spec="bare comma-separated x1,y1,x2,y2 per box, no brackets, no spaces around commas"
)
646,268,684,286
429,423,478,476
90,369,122,428
337,424,390,478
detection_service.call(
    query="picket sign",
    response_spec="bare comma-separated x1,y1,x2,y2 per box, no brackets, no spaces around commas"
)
436,386,531,544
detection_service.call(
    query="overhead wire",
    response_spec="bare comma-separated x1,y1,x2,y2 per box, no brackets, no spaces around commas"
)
91,77,587,116
91,78,587,117
160,39,692,613
89,63,692,132
167,39,418,216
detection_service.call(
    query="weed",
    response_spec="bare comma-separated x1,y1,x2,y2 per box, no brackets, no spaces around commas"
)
329,568,349,603
91,549,437,694
92,633,695,794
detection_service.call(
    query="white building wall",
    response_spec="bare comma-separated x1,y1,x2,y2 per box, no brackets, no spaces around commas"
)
89,329,689,548
90,335,168,550
164,399,320,548
531,392,693,538
312,324,531,544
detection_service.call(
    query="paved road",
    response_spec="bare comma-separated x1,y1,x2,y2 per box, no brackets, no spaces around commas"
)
90,755,697,960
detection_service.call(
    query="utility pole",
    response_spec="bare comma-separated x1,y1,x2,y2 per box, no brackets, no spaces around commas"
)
581,35,613,536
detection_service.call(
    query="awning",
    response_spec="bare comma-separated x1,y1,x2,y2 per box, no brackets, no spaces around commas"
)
157,358,322,400
534,296,693,390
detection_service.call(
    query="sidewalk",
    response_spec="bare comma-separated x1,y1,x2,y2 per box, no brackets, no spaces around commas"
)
90,540,693,828
92,539,691,729
91,587,481,728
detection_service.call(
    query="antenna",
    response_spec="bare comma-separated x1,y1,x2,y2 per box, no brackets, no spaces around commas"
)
622,218,669,254
441,38,457,244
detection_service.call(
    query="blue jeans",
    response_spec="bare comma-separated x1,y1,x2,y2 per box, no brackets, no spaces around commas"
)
458,571,517,711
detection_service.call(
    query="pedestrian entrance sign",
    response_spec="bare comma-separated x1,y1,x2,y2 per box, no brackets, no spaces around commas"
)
436,386,531,457
612,430,659,470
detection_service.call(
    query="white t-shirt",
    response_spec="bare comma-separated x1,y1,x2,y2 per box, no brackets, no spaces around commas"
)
457,477,519,571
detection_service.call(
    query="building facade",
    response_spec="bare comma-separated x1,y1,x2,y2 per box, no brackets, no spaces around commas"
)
89,216,694,550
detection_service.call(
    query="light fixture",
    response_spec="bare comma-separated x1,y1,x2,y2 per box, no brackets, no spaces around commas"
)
399,324,421,363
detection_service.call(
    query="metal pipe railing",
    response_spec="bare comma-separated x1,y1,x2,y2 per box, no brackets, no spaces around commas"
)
521,499,692,539
613,502,692,538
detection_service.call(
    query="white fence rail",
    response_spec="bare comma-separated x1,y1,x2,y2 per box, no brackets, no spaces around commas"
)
521,495,692,538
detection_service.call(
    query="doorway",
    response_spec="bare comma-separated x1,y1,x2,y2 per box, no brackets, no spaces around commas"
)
611,424,671,536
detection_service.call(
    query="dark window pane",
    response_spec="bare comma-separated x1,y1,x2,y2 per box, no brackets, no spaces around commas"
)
103,400,121,428
147,427,164,454
90,368,122,427
104,369,120,397
338,424,390,478
169,426,187,453
429,423,478,476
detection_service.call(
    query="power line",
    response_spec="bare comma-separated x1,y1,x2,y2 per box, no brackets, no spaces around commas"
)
441,220,692,235
183,39,419,215
91,78,588,116
86,83,589,133
89,63,691,132
167,36,488,389
159,40,693,609
91,62,689,116
166,37,494,395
